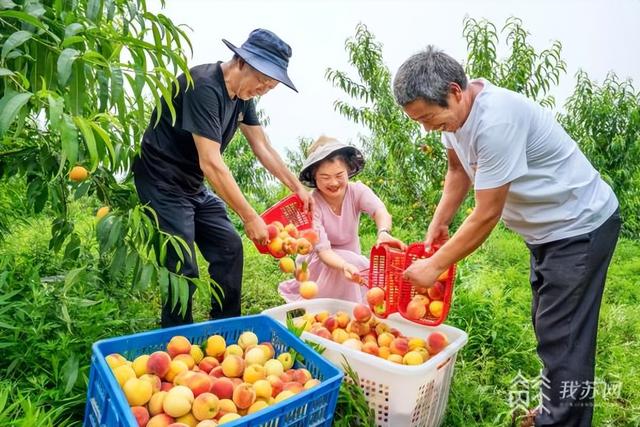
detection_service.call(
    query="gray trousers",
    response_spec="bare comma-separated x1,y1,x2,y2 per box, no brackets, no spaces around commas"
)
528,209,621,427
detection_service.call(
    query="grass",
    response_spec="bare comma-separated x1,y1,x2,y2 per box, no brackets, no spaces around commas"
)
0,211,639,425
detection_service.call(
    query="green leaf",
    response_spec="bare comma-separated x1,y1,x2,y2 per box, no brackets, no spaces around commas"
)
0,91,32,136
89,121,115,165
64,233,81,261
178,276,189,316
64,22,84,38
64,266,84,290
135,262,153,290
56,48,80,87
86,0,101,21
73,116,98,171
158,267,169,302
110,65,123,105
60,114,79,167
0,0,17,10
24,1,45,18
1,30,32,61
61,353,79,393
0,11,48,31
0,68,14,76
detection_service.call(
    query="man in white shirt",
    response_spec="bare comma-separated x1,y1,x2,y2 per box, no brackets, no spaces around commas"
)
394,46,620,427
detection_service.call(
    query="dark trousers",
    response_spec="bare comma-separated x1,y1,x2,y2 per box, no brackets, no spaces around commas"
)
134,175,244,328
528,210,621,427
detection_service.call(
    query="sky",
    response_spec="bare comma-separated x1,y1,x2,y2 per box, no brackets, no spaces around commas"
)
148,0,640,155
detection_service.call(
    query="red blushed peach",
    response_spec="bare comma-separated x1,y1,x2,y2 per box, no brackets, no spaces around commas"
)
366,287,385,306
149,391,168,416
267,224,279,240
362,342,380,357
284,223,299,238
406,300,427,320
167,336,192,358
362,333,377,344
209,366,224,378
352,304,372,323
198,356,220,374
282,237,299,255
147,351,172,379
210,377,234,400
312,326,332,340
335,311,350,328
283,381,304,394
161,381,174,392
232,383,256,410
131,406,150,427
279,371,293,384
266,375,284,397
412,294,430,306
185,372,214,397
296,237,312,255
267,237,286,258
139,374,162,393
173,354,196,370
389,328,402,338
192,392,220,421
323,315,338,332
230,378,243,389
427,331,449,355
346,320,370,337
292,368,312,385
221,355,245,378
300,229,319,245
390,337,409,356
147,413,175,427
427,282,445,300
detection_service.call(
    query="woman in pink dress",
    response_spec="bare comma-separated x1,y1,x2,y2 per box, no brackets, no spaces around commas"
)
278,136,405,303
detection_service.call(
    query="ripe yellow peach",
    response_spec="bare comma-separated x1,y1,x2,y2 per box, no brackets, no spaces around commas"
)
113,364,136,387
165,360,189,383
218,413,241,424
243,364,266,384
274,390,296,403
148,391,167,416
132,354,150,377
123,377,153,406
299,281,318,299
429,300,444,318
304,379,321,389
237,331,259,350
191,392,219,421
408,337,427,351
146,413,175,427
167,336,192,358
139,374,162,393
163,385,194,418
253,379,272,400
205,335,226,358
244,347,267,366
69,165,89,182
232,382,256,410
403,351,424,365
218,398,237,414
190,345,204,364
221,355,245,378
106,353,128,369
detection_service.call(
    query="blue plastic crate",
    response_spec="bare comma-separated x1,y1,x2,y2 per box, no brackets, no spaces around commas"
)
84,314,342,427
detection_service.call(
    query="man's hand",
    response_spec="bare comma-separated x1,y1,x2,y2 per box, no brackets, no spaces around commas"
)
403,257,442,289
296,187,315,213
244,215,269,245
425,222,449,251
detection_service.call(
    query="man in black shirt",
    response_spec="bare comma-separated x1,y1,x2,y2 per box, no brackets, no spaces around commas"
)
133,29,313,327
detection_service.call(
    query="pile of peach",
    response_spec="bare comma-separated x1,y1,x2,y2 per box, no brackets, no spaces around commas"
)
295,304,450,366
106,331,321,427
267,221,320,300
365,268,450,321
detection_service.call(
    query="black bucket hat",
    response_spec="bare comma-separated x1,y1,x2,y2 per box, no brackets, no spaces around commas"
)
222,28,297,92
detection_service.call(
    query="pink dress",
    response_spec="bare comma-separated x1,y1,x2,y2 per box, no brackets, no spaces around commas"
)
278,181,385,303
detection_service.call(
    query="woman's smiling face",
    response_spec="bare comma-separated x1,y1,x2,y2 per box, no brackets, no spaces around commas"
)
314,157,349,199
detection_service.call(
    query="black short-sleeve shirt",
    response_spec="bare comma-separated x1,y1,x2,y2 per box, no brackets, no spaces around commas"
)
134,62,260,194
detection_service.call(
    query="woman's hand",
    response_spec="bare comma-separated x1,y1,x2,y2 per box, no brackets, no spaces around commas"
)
376,231,407,251
342,262,363,284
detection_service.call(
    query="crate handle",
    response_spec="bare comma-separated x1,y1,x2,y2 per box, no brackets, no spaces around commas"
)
436,357,451,370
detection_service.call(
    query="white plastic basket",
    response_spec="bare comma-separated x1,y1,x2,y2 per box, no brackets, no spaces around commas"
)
263,298,468,427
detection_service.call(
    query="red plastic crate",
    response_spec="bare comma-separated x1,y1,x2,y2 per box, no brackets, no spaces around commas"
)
254,194,313,257
364,242,456,326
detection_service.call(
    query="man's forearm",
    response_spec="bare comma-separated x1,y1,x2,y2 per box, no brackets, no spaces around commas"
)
432,169,471,227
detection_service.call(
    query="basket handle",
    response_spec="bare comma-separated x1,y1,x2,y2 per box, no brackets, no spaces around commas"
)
436,357,451,370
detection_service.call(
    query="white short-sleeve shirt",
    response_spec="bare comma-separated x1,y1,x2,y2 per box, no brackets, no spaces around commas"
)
442,79,618,244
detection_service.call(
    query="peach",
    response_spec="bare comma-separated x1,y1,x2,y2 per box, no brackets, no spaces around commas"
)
299,281,318,299
387,354,404,364
278,257,295,273
284,223,299,238
132,354,150,377
408,338,427,351
347,320,370,337
437,269,450,282
389,328,402,338
348,332,361,340
323,315,338,332
304,379,321,389
300,229,319,245
378,346,391,360
373,303,387,317
198,357,220,374
167,336,192,358
277,352,294,370
427,282,445,300
271,221,285,231
192,392,220,421
374,322,389,336
149,391,168,416
283,381,304,394
314,310,330,323
412,294,430,306
139,374,162,393
313,326,332,340
362,333,377,344
264,359,284,377
342,338,363,351
390,338,409,356
209,366,224,378
253,379,272,399
274,390,296,403
296,238,312,255
218,398,237,414
163,386,194,418
406,300,427,320
106,353,128,369
267,237,285,257
165,360,189,383
415,347,431,362
223,345,243,360
267,224,279,240
167,424,189,427
279,371,293,384
294,262,310,282
352,304,372,323
218,413,241,424
147,351,172,378
190,345,204,364
161,381,174,392
196,421,218,427
237,331,259,350
113,364,136,387
248,400,269,414
243,364,266,384
174,354,196,370
210,377,234,400
427,331,449,355
185,372,214,397
258,343,275,360
362,342,380,357
147,414,175,427
282,237,299,255
244,347,267,366
366,287,385,306
205,335,226,358
221,355,245,378
267,375,284,397
232,383,256,409
403,351,424,365
123,377,153,406
292,368,312,384
335,311,350,328
429,300,444,318
278,230,289,240
131,406,150,427
331,328,349,344
175,413,198,427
